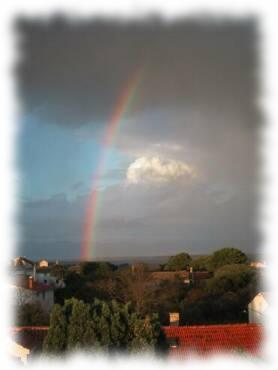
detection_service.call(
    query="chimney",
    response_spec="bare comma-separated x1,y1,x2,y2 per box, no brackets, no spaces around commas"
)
169,312,180,326
190,266,194,284
28,275,33,289
32,264,36,281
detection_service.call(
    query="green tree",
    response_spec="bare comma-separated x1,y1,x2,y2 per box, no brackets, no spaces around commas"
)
80,261,116,279
95,262,117,278
16,302,49,326
67,298,97,350
129,314,161,353
214,263,254,277
93,300,113,348
55,272,87,304
88,274,122,302
118,264,153,315
210,248,248,271
180,262,258,325
43,298,163,355
50,264,66,280
109,300,130,349
180,288,209,325
190,255,213,271
148,278,189,325
43,304,67,353
206,264,256,296
164,253,192,271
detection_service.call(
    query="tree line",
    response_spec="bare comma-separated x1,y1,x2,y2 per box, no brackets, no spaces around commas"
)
15,247,261,353
43,297,165,356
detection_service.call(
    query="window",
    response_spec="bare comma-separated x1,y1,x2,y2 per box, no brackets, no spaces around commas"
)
168,338,179,349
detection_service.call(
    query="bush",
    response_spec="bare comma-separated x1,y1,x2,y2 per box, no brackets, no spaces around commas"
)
16,303,49,326
210,248,248,271
43,298,163,355
190,256,213,271
164,253,192,271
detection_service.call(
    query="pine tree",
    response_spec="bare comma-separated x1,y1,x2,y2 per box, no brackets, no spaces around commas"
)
67,298,97,351
43,298,163,355
110,300,128,349
43,304,67,354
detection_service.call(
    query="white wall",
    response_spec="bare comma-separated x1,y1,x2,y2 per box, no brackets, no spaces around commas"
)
9,285,54,312
248,293,268,324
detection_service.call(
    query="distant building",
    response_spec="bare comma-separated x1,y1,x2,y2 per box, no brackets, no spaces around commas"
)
38,259,48,268
36,272,65,289
169,312,180,326
11,256,37,281
12,257,23,267
10,256,65,291
10,326,48,360
151,271,188,281
10,276,54,312
151,270,212,286
250,261,267,269
163,324,263,358
7,339,30,364
248,292,270,324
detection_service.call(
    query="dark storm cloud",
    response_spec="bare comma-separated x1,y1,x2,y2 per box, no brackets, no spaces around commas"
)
16,17,257,128
18,179,259,259
90,181,259,256
19,193,85,244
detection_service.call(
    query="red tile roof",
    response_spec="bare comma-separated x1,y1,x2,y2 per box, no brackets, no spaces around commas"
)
151,271,188,280
11,327,49,353
10,324,263,358
11,326,49,332
191,271,212,279
151,271,211,281
29,281,53,292
163,324,264,358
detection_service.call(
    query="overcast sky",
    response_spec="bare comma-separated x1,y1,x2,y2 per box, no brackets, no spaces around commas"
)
16,17,260,260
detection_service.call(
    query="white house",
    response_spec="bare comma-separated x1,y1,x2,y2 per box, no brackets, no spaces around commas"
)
35,272,65,289
250,261,267,269
38,259,49,268
10,276,54,312
248,292,270,324
11,256,65,290
7,339,30,364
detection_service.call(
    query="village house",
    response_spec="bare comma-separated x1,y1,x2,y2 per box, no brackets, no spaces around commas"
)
248,292,270,324
10,275,54,312
10,256,65,307
10,326,49,362
250,261,267,269
151,269,212,286
38,259,49,268
7,338,30,364
35,272,65,289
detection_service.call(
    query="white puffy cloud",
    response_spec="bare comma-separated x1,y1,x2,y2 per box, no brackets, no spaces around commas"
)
126,156,195,184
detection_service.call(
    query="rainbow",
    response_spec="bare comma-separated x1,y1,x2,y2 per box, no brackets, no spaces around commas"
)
81,66,144,260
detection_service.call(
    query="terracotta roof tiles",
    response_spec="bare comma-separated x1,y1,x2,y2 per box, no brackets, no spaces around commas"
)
163,324,263,358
